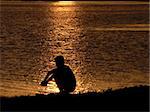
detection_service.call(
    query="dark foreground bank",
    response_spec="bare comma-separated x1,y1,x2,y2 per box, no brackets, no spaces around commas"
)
1,85,149,111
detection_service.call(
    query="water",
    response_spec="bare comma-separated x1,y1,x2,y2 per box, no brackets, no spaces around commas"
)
0,1,149,97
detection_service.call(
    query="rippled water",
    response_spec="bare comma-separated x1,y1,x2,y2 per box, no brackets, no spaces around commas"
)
0,1,149,97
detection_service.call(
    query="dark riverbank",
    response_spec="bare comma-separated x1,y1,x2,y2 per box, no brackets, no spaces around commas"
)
1,85,149,111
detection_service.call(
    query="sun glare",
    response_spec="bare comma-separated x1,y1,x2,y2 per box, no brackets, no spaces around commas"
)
53,1,75,6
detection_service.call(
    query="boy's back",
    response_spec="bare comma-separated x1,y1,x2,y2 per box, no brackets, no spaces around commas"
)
41,56,76,93
53,65,76,92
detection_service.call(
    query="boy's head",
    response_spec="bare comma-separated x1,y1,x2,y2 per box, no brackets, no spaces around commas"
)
55,56,64,67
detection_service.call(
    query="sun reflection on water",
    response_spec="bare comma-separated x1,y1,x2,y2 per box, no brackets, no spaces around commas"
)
52,1,75,6
44,2,86,94
46,81,60,93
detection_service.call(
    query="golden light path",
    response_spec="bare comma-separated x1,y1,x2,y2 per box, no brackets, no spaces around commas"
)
39,1,84,94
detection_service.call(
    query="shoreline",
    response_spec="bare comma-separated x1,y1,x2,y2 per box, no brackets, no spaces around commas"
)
1,85,149,111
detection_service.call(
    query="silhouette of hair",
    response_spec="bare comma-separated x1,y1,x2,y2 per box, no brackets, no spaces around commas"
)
55,56,64,67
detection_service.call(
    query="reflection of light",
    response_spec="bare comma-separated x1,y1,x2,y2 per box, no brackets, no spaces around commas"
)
53,1,75,6
47,3,84,94
47,81,60,93
45,81,60,94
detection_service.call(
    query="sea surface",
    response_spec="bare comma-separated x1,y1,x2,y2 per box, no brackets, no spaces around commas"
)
0,1,149,97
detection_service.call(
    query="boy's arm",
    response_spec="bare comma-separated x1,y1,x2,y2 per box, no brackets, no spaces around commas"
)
41,69,54,86
43,71,52,82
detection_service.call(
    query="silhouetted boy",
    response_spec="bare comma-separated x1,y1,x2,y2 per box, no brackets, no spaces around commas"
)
41,56,76,93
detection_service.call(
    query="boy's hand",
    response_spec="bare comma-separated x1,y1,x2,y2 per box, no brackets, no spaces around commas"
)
41,81,48,86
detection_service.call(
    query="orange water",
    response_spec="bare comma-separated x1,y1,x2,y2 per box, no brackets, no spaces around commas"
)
0,1,149,97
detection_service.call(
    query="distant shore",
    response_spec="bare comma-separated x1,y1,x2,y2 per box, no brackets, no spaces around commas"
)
1,0,149,6
1,0,149,2
0,0,149,1
1,85,149,111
